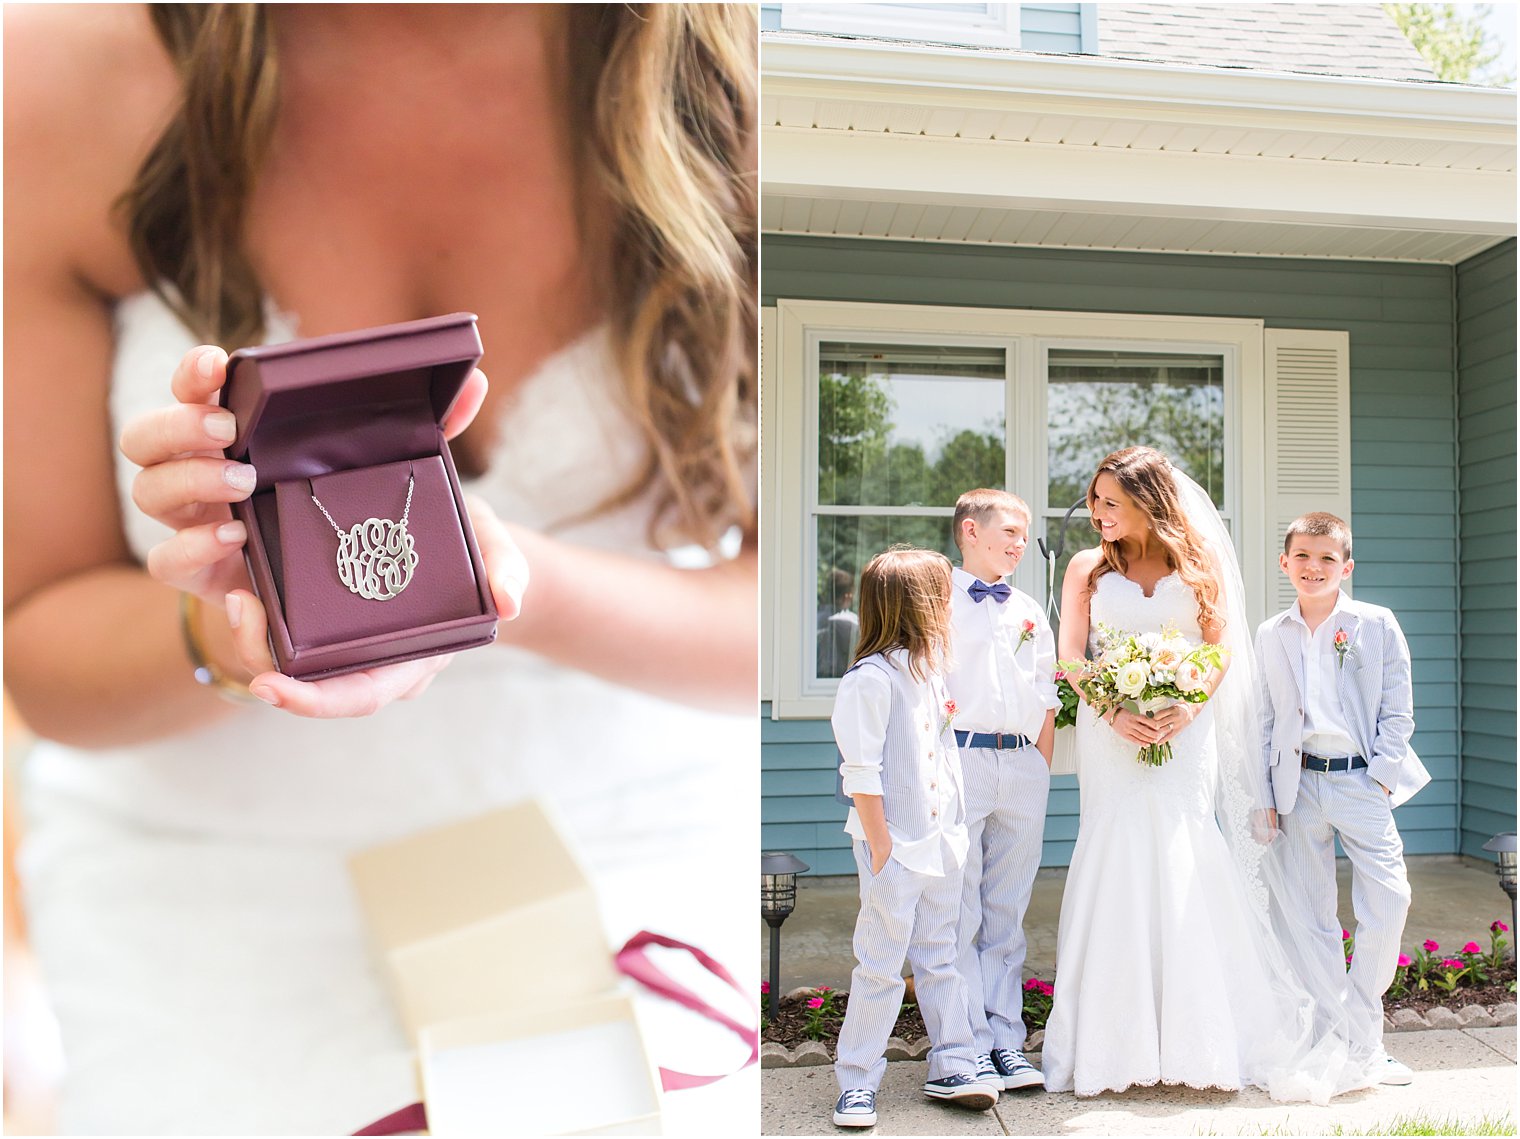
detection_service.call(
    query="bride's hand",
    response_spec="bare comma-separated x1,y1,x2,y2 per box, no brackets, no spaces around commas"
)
1149,701,1200,744
1107,707,1162,746
122,343,508,718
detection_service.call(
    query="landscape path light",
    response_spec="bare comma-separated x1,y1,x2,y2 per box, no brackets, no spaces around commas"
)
761,850,809,1022
1481,832,1517,934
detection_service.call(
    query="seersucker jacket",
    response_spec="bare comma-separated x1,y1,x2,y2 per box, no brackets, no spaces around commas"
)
1255,595,1432,812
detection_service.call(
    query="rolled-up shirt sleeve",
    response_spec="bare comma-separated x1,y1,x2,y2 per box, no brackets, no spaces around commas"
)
834,664,892,797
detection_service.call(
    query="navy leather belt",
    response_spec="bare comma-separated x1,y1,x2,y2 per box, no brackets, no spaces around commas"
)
1301,752,1367,773
955,730,1033,751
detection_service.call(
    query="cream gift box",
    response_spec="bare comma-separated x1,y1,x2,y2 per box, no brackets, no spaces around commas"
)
418,994,662,1136
349,800,663,1134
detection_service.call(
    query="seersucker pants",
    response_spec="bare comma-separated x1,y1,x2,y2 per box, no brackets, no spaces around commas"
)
834,839,978,1092
955,743,1049,1053
1278,765,1412,1055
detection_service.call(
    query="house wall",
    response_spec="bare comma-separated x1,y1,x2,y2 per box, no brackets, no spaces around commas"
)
1455,239,1518,861
762,236,1469,876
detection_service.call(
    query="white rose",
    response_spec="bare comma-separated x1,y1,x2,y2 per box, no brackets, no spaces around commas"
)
1115,660,1150,698
1175,659,1208,693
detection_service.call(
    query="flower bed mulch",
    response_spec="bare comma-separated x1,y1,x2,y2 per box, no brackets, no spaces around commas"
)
1383,960,1516,1017
761,992,925,1048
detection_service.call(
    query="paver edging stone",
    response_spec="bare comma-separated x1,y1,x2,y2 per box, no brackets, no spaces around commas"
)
760,997,1520,1068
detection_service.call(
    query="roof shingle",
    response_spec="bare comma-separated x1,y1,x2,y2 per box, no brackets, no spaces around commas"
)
1097,4,1440,81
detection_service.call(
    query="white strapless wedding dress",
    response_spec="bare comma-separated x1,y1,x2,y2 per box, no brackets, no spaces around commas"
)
18,294,757,1134
1041,572,1305,1098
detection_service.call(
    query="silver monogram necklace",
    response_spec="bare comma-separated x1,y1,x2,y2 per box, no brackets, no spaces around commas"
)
310,469,419,602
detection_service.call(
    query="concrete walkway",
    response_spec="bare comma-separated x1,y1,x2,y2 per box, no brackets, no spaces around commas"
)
767,855,1513,994
762,1028,1517,1135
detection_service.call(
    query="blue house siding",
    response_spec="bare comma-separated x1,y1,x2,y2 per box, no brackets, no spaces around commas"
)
1022,3,1088,53
1456,239,1517,862
763,237,1470,873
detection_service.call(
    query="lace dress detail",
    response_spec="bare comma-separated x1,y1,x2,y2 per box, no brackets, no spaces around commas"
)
1040,572,1293,1098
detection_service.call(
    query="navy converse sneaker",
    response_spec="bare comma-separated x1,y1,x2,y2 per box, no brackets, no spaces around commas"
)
832,1087,878,1128
991,1047,1045,1090
923,1073,997,1110
973,1052,1004,1090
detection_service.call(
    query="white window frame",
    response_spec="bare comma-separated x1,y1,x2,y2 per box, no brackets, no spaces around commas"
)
778,2,1022,49
768,299,1266,719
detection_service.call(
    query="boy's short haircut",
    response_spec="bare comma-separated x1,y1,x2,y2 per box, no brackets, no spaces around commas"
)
952,488,1031,551
1284,511,1353,560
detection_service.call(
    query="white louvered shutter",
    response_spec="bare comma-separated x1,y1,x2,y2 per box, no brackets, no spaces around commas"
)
760,306,777,703
1264,329,1352,612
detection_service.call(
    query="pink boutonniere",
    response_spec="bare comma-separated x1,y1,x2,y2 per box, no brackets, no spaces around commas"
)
1333,628,1352,670
1016,618,1037,653
941,698,958,737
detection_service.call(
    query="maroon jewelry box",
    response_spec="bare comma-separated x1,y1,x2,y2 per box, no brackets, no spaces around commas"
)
222,313,499,680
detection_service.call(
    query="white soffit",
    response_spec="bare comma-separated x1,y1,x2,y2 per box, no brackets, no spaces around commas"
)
761,35,1517,262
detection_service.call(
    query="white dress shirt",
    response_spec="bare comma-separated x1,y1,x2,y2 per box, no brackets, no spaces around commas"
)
944,567,1060,739
834,650,969,875
1288,591,1360,759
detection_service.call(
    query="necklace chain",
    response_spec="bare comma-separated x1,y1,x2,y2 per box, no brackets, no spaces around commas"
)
311,470,415,536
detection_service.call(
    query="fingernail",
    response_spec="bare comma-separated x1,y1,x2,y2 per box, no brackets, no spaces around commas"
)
250,683,280,707
197,348,219,379
492,573,526,616
205,411,237,443
216,521,247,545
224,463,257,493
224,592,242,629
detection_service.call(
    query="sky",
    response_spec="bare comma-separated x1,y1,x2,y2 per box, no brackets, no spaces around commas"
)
1471,2,1517,85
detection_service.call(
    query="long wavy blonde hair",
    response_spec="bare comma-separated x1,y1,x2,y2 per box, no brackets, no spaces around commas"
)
1085,447,1223,632
850,547,953,683
117,3,756,550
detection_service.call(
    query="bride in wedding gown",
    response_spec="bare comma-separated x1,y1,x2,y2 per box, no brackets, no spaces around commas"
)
1041,446,1376,1104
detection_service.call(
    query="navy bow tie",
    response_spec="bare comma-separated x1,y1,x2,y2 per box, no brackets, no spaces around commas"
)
968,580,1012,604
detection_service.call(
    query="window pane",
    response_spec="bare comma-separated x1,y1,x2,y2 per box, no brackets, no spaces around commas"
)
1047,349,1225,511
819,343,1005,508
814,514,955,679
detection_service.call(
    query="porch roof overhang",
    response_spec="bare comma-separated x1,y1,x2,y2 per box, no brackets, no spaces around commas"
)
761,34,1518,263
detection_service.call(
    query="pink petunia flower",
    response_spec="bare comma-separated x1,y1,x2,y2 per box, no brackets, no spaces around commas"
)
1423,939,1439,952
806,997,824,1009
1462,941,1482,955
761,981,771,994
1037,981,1055,996
1397,954,1412,968
1341,929,1351,939
1439,958,1465,971
816,986,833,993
1493,920,1510,933
1023,978,1041,991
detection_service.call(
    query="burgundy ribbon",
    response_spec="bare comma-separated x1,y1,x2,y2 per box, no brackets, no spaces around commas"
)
353,930,758,1134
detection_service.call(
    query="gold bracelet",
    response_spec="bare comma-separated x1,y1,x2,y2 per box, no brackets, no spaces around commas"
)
179,592,257,704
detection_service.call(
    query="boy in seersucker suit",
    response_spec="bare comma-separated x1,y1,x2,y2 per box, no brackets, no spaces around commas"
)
1255,511,1431,1086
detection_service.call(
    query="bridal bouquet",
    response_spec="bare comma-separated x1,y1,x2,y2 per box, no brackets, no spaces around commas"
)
1057,623,1226,767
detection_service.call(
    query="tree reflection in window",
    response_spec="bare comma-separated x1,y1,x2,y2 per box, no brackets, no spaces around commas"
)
1043,349,1227,615
814,343,1006,678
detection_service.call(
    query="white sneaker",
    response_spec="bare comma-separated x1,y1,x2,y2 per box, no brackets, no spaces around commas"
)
1372,1050,1413,1085
833,1087,878,1127
991,1046,1046,1091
